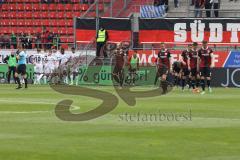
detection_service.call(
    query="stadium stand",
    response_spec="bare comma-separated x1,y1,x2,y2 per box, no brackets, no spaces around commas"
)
0,0,108,48
1,0,240,49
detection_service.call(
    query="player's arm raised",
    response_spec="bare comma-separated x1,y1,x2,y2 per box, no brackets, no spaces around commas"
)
210,50,214,68
168,51,173,73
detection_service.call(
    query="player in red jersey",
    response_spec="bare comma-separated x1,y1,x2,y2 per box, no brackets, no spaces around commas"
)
113,44,126,88
198,41,214,94
180,44,191,91
154,42,172,94
189,42,200,93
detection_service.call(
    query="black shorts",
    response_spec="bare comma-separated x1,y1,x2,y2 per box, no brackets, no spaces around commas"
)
200,67,211,77
17,64,27,75
173,66,181,74
182,68,190,76
129,68,136,73
113,66,124,75
190,68,198,77
157,67,168,77
8,66,16,72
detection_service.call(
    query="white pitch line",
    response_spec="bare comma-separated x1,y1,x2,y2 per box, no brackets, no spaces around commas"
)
0,99,80,114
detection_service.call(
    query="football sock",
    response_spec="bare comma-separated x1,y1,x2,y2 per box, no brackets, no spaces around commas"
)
24,78,28,88
191,80,196,89
182,79,185,90
207,80,211,88
201,79,205,91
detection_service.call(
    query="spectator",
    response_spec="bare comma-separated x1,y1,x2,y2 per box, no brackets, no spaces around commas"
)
35,32,42,49
174,0,179,8
19,32,25,48
3,33,10,49
81,0,88,4
191,0,195,5
53,33,61,49
47,32,54,49
0,0,5,5
211,0,220,17
61,0,69,4
0,34,4,48
194,0,205,17
10,32,17,49
154,0,161,6
41,0,54,3
205,0,211,17
42,30,50,49
158,0,168,12
26,32,33,49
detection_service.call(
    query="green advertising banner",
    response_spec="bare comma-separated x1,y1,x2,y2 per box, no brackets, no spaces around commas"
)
77,65,158,86
0,64,34,83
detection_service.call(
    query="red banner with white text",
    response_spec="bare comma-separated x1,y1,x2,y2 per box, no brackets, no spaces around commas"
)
128,50,229,68
139,18,240,44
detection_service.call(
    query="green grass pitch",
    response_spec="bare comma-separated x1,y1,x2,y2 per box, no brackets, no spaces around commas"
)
0,84,239,160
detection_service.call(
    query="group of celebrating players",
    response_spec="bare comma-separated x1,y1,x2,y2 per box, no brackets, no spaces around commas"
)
154,40,213,95
113,40,213,95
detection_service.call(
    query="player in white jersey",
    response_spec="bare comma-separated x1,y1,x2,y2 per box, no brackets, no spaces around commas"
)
57,48,70,84
43,50,57,84
67,47,79,85
33,60,44,84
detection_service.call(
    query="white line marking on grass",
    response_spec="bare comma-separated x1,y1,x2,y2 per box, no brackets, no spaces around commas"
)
0,99,80,114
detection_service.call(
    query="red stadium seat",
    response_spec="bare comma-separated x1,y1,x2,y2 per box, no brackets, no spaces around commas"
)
17,20,24,26
33,20,41,26
25,4,32,11
9,12,16,19
28,20,34,26
9,4,17,11
0,12,7,18
42,19,49,27
50,20,58,27
16,12,24,19
66,20,73,27
40,4,48,11
81,4,89,11
16,4,25,11
73,11,82,17
66,28,73,35
49,4,56,11
57,4,64,11
65,12,73,19
51,27,59,34
58,19,65,27
65,4,73,11
98,4,104,12
57,12,64,19
24,12,32,19
32,12,39,19
32,4,40,11
24,20,31,26
58,28,66,34
67,37,74,43
11,19,17,26
73,4,81,11
41,12,48,18
1,4,8,11
11,27,18,34
0,20,6,26
1,27,8,34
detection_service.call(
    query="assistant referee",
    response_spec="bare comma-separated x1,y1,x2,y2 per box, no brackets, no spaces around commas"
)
15,45,28,89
